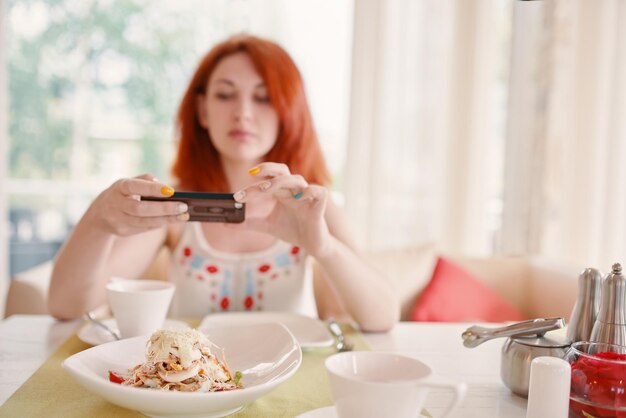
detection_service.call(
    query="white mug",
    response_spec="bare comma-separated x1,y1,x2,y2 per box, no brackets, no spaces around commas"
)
106,278,175,339
325,351,467,418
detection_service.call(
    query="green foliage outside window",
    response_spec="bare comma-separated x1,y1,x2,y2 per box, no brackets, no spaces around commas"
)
8,0,201,182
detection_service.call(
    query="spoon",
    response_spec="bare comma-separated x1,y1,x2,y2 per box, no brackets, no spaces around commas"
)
84,312,121,340
328,319,353,352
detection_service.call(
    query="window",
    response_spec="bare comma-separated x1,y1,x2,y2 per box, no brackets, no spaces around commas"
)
5,0,354,275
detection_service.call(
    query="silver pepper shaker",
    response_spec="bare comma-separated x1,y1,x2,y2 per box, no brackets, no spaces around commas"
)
590,263,626,346
567,268,601,343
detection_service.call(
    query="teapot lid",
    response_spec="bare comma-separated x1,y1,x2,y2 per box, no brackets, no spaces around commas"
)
512,330,571,348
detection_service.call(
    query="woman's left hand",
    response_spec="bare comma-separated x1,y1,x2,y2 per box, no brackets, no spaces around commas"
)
231,162,333,258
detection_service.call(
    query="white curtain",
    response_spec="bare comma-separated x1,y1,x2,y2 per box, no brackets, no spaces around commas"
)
344,0,502,254
345,0,626,269
502,0,626,269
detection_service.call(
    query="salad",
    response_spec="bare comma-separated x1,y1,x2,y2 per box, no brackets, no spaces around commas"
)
109,328,242,392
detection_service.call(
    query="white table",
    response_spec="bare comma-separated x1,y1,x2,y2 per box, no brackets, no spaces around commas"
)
0,315,528,417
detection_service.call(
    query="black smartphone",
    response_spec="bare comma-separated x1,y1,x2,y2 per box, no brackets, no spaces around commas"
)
142,192,245,223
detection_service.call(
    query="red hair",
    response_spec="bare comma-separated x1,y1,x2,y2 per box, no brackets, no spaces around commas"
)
172,34,330,192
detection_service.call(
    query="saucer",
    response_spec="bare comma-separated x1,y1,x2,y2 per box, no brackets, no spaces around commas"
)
295,406,430,418
77,318,189,345
200,312,334,349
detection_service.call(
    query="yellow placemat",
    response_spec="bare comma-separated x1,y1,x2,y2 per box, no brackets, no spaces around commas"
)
235,325,366,418
0,323,431,418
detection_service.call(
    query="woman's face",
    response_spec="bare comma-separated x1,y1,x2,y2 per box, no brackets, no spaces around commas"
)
199,52,280,165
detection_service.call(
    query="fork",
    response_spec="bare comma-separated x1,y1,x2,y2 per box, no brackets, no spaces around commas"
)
328,319,353,352
84,312,121,340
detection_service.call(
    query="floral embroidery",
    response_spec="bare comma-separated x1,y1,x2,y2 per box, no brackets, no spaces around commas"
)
219,270,232,311
275,252,291,268
174,228,308,315
244,269,259,310
190,255,203,269
291,246,301,263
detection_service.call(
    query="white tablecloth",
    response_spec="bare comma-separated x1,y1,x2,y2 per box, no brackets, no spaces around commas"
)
0,315,528,417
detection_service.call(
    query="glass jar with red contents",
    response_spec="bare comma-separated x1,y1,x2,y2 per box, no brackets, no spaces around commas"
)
565,341,626,417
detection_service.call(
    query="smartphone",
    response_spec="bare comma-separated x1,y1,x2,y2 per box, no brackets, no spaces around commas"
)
142,192,245,223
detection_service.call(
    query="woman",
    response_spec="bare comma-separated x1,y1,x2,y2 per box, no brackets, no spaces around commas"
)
48,35,399,332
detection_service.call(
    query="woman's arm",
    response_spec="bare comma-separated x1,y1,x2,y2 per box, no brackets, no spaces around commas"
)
312,200,400,332
48,175,188,320
231,162,400,332
48,222,167,320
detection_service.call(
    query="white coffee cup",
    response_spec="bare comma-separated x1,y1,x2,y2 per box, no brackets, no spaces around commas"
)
106,278,175,339
325,351,467,418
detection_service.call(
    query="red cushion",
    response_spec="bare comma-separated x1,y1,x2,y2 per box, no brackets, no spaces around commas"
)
410,257,527,322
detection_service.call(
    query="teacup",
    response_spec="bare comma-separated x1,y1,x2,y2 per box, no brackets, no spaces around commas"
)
325,351,467,418
106,278,175,339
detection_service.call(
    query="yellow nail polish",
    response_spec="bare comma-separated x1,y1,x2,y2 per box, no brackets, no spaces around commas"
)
161,186,175,196
248,166,262,176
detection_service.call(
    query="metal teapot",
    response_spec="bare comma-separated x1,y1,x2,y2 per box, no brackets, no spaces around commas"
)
462,317,571,397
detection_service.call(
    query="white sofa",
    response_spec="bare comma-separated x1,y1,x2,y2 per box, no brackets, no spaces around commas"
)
363,245,581,321
4,245,582,321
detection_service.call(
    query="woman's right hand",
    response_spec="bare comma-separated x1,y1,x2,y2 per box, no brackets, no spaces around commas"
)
86,174,189,236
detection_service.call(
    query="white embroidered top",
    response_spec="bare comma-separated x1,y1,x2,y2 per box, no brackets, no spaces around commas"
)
169,223,316,318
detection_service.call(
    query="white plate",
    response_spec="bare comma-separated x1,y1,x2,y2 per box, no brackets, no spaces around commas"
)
63,323,302,418
296,406,430,418
78,319,189,346
199,312,334,349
